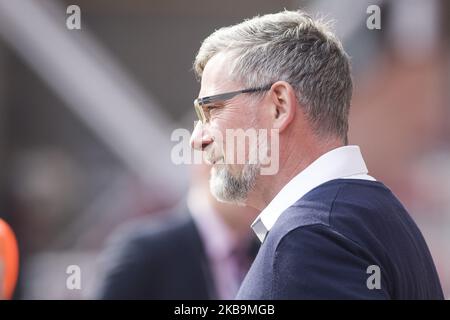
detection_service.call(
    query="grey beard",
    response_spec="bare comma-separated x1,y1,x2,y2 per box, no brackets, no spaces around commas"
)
209,162,260,206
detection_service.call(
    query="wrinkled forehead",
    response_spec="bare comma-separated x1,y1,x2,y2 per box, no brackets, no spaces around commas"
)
199,52,239,97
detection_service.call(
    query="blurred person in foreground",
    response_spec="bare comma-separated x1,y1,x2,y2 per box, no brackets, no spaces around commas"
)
95,164,259,299
190,10,444,299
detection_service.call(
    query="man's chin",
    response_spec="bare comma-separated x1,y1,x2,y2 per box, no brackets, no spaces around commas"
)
209,163,259,206
209,165,247,206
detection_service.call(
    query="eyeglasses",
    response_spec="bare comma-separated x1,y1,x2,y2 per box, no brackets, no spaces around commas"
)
193,84,272,123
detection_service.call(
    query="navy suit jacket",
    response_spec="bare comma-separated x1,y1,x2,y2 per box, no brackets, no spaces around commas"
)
236,179,444,299
96,212,217,299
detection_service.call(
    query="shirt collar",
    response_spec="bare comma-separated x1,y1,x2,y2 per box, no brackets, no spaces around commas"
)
251,145,375,242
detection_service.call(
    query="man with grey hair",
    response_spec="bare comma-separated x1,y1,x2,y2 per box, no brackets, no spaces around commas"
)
190,10,443,299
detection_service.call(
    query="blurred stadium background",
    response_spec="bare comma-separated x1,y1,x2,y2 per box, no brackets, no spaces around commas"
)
0,0,448,299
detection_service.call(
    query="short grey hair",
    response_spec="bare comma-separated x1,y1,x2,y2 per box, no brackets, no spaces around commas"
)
194,10,352,143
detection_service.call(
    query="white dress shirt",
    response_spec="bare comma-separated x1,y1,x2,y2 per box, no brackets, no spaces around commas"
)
251,145,376,242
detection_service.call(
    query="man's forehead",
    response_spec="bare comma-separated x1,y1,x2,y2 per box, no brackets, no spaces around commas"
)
199,52,236,97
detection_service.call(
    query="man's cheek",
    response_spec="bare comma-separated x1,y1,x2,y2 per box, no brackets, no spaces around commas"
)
208,126,225,155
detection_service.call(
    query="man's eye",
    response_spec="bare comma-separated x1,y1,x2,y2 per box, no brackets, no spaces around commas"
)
202,105,221,122
205,105,220,114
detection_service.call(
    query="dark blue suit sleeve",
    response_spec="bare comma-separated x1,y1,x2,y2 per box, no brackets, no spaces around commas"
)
272,224,390,299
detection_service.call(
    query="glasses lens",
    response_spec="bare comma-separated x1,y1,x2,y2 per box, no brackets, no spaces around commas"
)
194,100,205,123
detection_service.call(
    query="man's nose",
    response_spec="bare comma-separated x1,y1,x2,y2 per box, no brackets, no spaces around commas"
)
190,121,213,151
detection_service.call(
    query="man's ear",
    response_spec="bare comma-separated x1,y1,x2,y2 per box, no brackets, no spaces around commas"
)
269,81,297,132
